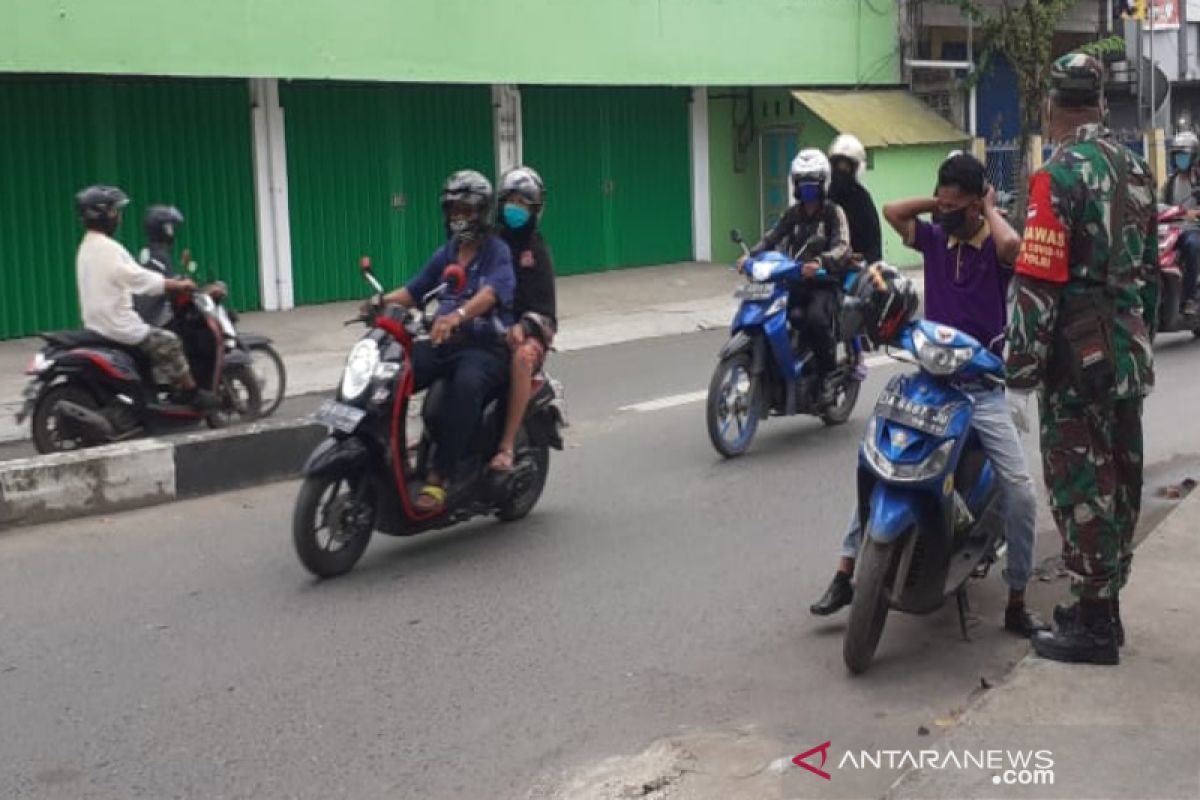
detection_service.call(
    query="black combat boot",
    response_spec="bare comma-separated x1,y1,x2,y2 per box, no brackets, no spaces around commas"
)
1054,598,1124,647
1034,599,1120,665
1004,604,1050,638
810,572,853,616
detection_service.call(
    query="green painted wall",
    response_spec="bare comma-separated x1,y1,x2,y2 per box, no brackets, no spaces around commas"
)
865,144,957,267
707,88,957,268
707,93,761,265
3,1,899,87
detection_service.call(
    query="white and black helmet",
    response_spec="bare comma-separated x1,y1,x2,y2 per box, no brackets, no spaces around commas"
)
498,166,546,218
1169,131,1199,157
828,134,867,177
499,166,544,206
440,169,493,242
790,149,831,205
790,149,832,192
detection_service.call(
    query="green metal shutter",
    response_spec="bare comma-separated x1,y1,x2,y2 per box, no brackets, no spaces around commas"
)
606,87,693,267
0,76,259,340
109,79,260,314
520,87,610,276
521,86,692,275
281,82,493,306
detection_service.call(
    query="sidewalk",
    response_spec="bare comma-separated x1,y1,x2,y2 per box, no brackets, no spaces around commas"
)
0,261,742,442
883,487,1200,800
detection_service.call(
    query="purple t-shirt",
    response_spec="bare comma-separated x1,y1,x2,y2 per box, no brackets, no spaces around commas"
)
912,220,1011,353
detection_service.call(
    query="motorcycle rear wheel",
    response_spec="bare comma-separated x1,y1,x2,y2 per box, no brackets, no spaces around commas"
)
293,474,375,578
497,430,550,522
821,343,861,426
31,383,102,454
843,532,906,675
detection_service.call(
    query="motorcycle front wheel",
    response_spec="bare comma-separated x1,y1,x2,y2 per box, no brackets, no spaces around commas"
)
248,343,287,417
292,474,376,578
843,531,907,675
706,351,761,458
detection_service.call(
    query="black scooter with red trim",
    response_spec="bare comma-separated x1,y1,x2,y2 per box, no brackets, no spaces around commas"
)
19,287,261,454
292,258,567,579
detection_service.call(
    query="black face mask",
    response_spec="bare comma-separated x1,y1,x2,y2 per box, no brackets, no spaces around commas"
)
830,171,854,196
933,208,969,237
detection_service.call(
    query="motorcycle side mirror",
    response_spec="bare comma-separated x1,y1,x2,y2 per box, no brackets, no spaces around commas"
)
181,248,192,267
359,255,385,296
729,229,744,245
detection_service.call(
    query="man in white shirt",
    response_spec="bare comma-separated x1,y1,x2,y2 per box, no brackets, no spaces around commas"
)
74,186,216,409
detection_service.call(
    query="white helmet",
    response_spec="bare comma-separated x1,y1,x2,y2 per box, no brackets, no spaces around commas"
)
1170,131,1199,155
790,148,831,194
828,133,867,177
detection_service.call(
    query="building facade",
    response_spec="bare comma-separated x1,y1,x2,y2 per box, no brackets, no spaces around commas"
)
1,1,954,339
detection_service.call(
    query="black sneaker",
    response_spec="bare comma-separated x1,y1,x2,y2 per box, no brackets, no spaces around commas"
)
186,389,220,412
1004,605,1050,638
810,572,853,616
1032,604,1120,666
1054,602,1124,647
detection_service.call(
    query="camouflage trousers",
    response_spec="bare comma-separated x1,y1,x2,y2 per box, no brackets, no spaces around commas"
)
139,328,191,387
1038,393,1143,600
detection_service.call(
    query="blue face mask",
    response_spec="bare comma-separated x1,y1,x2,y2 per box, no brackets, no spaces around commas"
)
794,182,822,204
1174,153,1193,172
502,203,532,229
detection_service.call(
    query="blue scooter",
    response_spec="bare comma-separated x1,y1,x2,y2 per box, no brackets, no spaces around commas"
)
842,319,1008,674
705,229,865,458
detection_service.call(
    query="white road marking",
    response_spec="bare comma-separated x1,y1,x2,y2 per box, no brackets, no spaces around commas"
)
618,354,898,413
618,390,709,413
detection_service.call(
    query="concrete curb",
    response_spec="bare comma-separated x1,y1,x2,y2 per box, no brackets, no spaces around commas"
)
0,419,322,529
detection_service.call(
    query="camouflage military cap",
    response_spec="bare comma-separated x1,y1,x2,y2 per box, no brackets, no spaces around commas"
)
1049,53,1104,105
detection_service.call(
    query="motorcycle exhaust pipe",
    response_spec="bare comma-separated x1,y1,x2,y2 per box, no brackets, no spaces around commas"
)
56,401,116,441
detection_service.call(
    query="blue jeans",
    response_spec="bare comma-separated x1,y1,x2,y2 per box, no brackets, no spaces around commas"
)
840,386,1038,592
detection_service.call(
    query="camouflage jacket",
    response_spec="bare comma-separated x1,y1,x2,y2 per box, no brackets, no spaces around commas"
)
1006,124,1159,401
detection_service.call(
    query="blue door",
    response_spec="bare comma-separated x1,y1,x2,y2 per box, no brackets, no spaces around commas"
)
761,128,799,236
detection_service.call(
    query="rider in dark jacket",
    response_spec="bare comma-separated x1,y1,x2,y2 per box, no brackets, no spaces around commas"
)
134,206,185,327
742,148,852,404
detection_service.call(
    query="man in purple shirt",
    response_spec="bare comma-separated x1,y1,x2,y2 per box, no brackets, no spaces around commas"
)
809,154,1047,638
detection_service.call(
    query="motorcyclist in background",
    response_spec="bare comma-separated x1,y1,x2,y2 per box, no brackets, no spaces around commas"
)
738,148,852,406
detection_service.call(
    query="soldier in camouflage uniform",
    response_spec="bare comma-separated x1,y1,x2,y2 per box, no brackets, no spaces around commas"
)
1006,53,1159,665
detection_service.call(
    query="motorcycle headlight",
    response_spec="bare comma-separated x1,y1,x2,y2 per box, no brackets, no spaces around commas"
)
863,417,957,483
912,327,974,376
340,339,379,401
751,260,776,282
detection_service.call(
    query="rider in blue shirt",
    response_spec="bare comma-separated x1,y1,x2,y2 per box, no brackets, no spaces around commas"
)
381,170,515,512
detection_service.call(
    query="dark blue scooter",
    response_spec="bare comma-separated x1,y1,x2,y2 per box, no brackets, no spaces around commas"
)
843,319,1007,674
705,229,865,457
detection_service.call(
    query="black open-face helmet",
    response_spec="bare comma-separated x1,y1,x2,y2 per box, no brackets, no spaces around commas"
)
75,185,130,233
144,205,184,244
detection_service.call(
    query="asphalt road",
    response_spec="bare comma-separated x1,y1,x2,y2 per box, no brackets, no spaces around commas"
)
3,329,1199,799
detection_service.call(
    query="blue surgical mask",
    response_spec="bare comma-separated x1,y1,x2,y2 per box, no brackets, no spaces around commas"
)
1174,152,1193,172
794,182,822,204
502,203,532,229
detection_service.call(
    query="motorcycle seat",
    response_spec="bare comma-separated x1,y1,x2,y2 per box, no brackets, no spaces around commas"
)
41,329,154,376
42,329,136,351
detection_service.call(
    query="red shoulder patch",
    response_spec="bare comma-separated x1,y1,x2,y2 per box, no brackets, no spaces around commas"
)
1014,172,1069,283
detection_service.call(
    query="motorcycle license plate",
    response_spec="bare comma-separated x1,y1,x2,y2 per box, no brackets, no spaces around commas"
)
734,283,775,301
313,400,366,434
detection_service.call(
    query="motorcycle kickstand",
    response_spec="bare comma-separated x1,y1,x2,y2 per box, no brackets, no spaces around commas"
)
955,586,972,642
